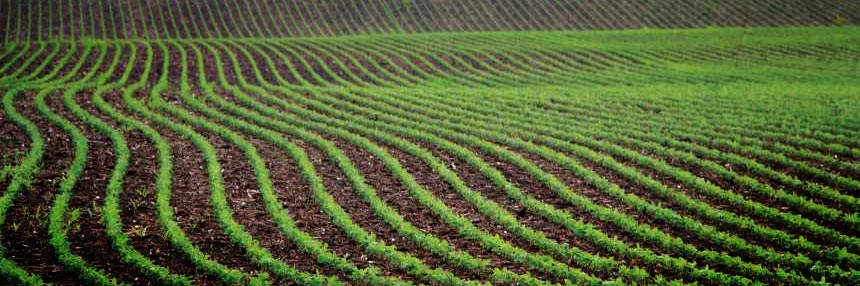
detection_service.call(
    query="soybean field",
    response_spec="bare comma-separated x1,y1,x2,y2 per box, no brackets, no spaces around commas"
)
1,1,860,286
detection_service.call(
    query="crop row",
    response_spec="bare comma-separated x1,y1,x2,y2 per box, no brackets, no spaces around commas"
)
1,28,859,285
2,0,859,42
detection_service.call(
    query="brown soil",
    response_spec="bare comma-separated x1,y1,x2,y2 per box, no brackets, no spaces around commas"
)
624,143,843,243
107,90,268,279
354,137,562,283
185,42,424,283
11,0,860,41
47,90,150,286
194,85,421,283
300,135,441,281
1,90,80,286
6,44,58,81
324,135,491,279
615,142,860,269
78,90,222,286
0,43,39,78
292,42,374,86
0,93,29,176
418,142,625,280
509,143,843,284
259,43,321,86
468,143,767,283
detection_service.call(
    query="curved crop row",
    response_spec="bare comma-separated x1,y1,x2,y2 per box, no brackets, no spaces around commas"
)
1,27,858,286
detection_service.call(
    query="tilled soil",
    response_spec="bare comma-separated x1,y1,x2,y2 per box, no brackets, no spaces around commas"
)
0,43,40,78
5,43,58,80
167,91,360,284
80,90,222,286
600,144,860,276
418,142,624,277
193,88,419,283
46,90,151,286
0,92,29,178
465,144,715,282
8,0,860,41
2,91,79,285
110,90,269,280
325,135,493,279
186,46,418,283
368,139,562,283
626,143,846,245
249,135,357,283
513,146,774,276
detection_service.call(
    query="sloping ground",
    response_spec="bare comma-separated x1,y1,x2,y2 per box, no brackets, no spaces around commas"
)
1,0,859,41
1,26,859,286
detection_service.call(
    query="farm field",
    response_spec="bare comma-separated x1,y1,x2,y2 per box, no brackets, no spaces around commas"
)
1,1,860,286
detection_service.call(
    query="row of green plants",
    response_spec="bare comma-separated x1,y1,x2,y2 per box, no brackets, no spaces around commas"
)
123,41,355,286
470,86,860,227
62,41,193,286
244,31,860,264
204,39,492,273
10,0,858,42
213,35,852,284
406,86,856,261
160,40,415,286
207,39,744,285
539,91,860,187
0,87,47,285
596,91,860,177
280,71,840,284
278,31,853,95
493,92,860,227
0,40,122,285
0,45,82,264
189,39,601,286
598,88,860,147
3,28,836,93
318,32,860,192
0,43,42,81
304,89,795,285
35,42,124,285
579,89,860,159
228,37,594,272
454,86,856,268
2,42,81,88
225,32,848,284
108,42,265,285
0,42,51,83
438,89,860,251
1,28,858,285
219,39,667,285
247,40,696,284
358,87,856,283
